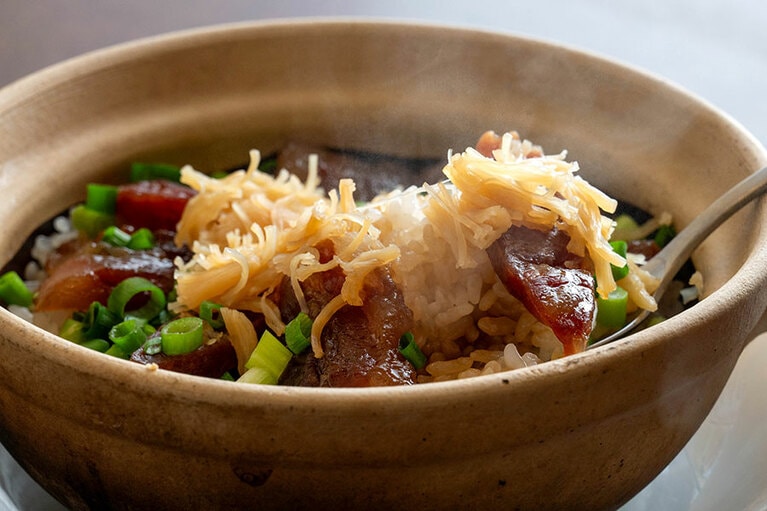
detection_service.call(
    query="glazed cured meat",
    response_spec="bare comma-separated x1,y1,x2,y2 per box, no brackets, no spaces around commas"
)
36,179,193,312
131,333,237,378
116,180,196,231
488,225,596,355
35,242,176,312
627,239,661,260
277,141,443,201
276,242,416,387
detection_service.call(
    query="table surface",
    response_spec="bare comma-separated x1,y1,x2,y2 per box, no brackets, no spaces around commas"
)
1,1,766,510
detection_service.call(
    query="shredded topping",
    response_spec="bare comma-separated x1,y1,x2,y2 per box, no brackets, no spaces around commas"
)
172,133,650,358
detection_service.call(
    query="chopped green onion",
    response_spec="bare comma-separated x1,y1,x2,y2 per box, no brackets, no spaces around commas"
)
613,214,639,234
70,204,115,239
0,271,34,307
199,300,224,330
86,184,118,215
130,162,181,183
596,286,629,329
209,171,229,179
107,277,166,321
82,301,121,340
240,330,292,385
102,226,131,247
80,338,110,353
284,312,312,354
109,318,148,353
238,366,277,385
59,317,87,343
160,316,204,355
220,371,235,381
398,332,427,369
654,224,676,248
609,240,629,281
258,157,278,174
104,343,131,359
149,309,174,328
142,335,162,356
127,228,155,250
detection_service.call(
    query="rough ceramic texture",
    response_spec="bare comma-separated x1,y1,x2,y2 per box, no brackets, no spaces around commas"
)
0,20,765,510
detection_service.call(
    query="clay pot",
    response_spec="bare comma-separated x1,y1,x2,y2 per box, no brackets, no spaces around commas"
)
0,20,765,510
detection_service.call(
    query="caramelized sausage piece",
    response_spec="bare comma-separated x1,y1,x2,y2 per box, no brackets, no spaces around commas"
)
276,242,416,387
130,333,237,378
36,242,176,312
487,225,595,355
116,180,196,231
37,179,193,312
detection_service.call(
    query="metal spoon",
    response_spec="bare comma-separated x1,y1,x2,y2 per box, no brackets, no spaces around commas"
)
588,165,767,349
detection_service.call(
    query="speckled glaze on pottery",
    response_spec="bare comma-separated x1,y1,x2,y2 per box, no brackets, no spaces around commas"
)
0,20,765,511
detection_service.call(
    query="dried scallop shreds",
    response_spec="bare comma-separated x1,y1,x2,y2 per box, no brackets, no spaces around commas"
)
173,151,401,354
618,259,660,312
221,307,258,374
176,150,323,248
442,136,626,298
172,132,655,363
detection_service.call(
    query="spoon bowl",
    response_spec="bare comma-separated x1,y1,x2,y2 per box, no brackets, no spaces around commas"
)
590,165,767,348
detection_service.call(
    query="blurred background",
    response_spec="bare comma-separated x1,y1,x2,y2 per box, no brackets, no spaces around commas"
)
1,1,766,510
1,0,765,143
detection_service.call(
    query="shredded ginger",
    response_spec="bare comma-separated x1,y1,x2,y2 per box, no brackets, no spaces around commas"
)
172,132,656,358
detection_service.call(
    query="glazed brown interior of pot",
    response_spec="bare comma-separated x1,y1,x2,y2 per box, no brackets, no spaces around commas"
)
1,20,767,510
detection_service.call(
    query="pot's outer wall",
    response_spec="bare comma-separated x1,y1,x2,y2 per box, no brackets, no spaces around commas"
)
0,20,766,510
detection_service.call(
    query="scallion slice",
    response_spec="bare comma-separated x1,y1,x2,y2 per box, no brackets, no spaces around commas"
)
127,228,155,250
284,312,312,354
80,338,110,353
86,184,118,215
258,157,278,174
107,277,166,321
149,309,174,328
398,332,427,369
609,240,629,281
109,318,148,353
160,316,204,356
142,335,162,356
239,330,292,385
596,286,629,329
82,301,121,340
0,271,34,307
70,204,115,239
613,214,639,233
238,366,277,385
104,343,131,359
199,300,224,330
102,226,131,247
130,162,182,183
142,322,157,336
59,317,87,343
654,224,676,248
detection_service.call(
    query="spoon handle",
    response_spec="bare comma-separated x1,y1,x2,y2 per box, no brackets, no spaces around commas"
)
589,165,767,349
645,165,767,290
